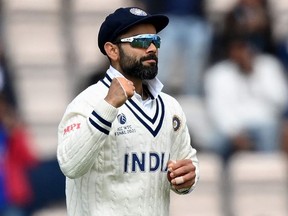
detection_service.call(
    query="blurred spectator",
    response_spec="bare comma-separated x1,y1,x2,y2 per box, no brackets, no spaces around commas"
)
211,0,275,63
204,35,288,163
0,94,38,216
136,0,213,96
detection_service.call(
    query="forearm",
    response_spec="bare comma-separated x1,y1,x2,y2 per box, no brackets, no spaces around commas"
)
57,100,118,178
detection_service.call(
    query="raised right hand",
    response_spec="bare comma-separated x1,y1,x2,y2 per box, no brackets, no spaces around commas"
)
104,77,135,108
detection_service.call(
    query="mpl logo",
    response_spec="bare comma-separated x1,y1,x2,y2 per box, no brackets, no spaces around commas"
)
117,113,127,125
63,123,81,135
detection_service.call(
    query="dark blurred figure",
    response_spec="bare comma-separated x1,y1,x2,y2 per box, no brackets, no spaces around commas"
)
281,110,288,154
0,1,17,108
204,35,288,163
276,37,288,73
211,0,275,63
0,94,38,216
0,42,18,109
136,0,213,96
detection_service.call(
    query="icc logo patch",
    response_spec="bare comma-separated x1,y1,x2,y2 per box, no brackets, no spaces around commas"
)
117,113,127,124
115,114,135,136
172,115,181,131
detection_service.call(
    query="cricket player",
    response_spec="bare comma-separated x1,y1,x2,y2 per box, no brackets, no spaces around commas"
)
57,7,199,216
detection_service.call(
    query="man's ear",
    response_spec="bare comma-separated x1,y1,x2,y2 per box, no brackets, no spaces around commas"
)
104,42,119,61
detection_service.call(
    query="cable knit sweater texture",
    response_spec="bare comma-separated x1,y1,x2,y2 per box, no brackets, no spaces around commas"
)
57,69,199,216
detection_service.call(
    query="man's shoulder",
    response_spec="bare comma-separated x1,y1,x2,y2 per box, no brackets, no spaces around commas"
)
78,81,108,98
67,81,107,110
159,92,183,109
159,92,175,102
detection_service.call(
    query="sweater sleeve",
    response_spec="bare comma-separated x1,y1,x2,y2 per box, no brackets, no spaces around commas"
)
171,125,200,195
169,98,200,194
57,98,118,179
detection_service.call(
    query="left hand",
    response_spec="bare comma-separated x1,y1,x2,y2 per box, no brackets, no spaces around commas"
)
167,159,196,190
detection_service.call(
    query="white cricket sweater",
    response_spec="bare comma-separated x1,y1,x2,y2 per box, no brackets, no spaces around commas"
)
57,68,199,216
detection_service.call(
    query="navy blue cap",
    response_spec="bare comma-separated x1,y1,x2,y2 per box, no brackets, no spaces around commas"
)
98,7,169,55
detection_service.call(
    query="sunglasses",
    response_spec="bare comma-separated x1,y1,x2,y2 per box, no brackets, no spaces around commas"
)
115,34,161,49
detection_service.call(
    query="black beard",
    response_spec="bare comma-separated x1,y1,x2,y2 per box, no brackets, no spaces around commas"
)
119,46,158,80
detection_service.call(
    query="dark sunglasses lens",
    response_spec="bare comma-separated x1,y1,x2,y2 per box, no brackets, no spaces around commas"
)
153,39,161,48
131,39,152,48
131,37,160,48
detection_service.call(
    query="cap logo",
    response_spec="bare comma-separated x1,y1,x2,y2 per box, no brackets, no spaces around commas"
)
130,8,147,16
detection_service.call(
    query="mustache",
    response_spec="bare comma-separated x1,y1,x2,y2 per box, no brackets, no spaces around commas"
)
140,54,158,63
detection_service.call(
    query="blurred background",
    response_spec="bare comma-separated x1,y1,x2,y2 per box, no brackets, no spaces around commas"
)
0,0,288,215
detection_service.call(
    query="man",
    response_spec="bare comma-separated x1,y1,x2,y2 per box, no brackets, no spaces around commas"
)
57,7,199,216
204,35,288,162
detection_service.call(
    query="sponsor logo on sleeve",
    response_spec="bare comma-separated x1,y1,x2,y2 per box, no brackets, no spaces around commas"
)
64,123,81,135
